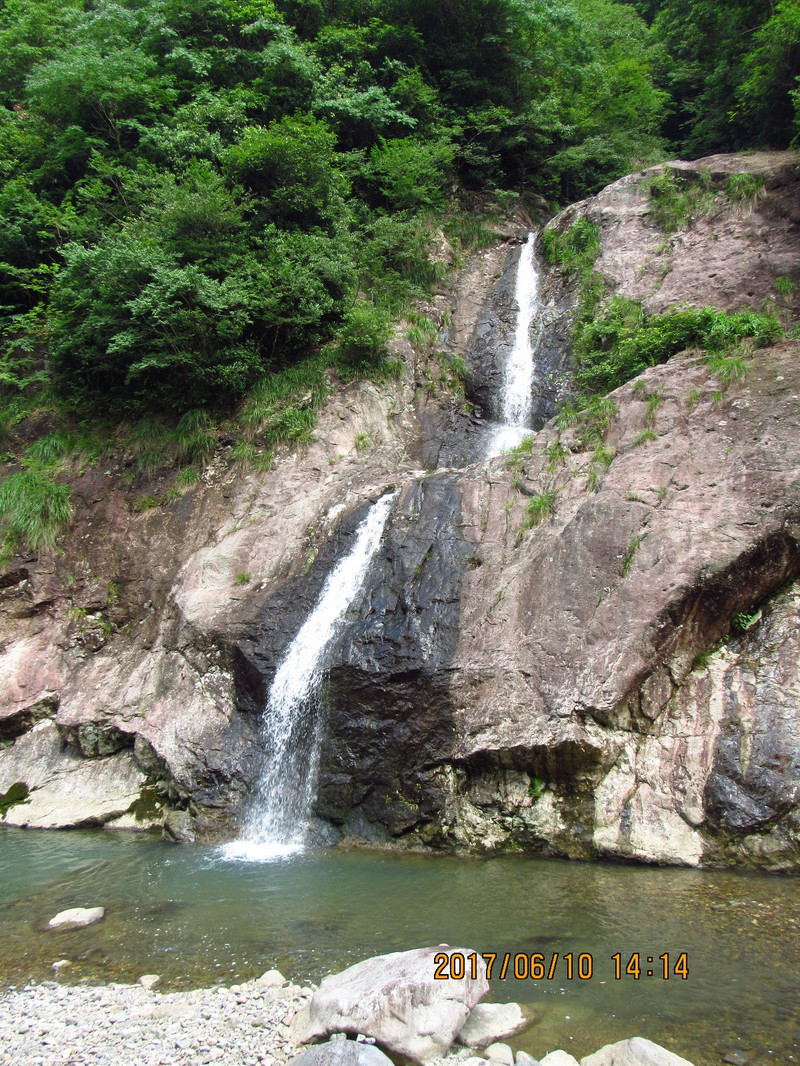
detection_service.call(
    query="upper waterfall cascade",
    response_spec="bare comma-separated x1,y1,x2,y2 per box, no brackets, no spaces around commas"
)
222,490,398,862
486,231,543,457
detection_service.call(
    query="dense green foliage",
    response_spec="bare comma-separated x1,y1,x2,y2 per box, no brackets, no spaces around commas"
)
0,0,796,555
572,302,782,396
628,0,800,154
0,0,676,420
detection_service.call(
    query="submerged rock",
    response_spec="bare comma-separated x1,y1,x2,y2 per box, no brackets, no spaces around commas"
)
48,907,104,929
294,947,489,1064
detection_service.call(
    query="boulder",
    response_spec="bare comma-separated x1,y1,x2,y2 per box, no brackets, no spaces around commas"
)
48,907,105,929
138,974,161,990
294,947,489,1064
0,722,144,829
581,1038,695,1066
541,1053,580,1066
485,1043,516,1066
459,1002,530,1048
289,1041,394,1066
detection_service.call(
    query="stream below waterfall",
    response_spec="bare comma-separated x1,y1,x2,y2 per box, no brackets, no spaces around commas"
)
1,829,799,1066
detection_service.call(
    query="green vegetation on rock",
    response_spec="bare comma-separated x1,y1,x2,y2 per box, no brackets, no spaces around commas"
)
0,781,29,817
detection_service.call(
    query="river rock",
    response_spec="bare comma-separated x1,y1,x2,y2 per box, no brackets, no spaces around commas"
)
293,946,489,1064
459,1002,530,1048
289,1040,395,1066
48,906,105,929
541,1053,580,1066
485,1042,516,1066
138,974,161,989
580,1038,696,1066
516,1053,541,1066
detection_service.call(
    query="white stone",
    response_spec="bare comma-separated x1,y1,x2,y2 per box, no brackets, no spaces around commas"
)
485,1043,515,1066
48,907,105,929
139,974,161,990
459,1003,529,1048
257,969,287,988
295,946,489,1065
541,1053,580,1066
580,1038,696,1066
516,1053,541,1066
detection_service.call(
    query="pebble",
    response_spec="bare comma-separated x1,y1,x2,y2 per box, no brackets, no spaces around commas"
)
0,972,307,1066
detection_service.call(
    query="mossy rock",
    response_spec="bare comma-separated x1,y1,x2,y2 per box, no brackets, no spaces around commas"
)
0,781,29,817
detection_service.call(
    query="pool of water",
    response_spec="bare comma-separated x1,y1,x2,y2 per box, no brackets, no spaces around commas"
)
1,828,798,1066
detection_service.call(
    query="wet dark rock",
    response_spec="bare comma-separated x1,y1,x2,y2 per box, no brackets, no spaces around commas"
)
316,475,470,838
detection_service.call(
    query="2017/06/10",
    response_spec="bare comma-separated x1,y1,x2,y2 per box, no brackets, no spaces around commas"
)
433,951,690,981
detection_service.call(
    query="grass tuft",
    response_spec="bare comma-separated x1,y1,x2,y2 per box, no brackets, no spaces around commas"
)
0,469,72,556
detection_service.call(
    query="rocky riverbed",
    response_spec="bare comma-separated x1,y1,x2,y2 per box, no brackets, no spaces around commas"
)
0,947,698,1066
0,971,311,1066
0,976,693,1066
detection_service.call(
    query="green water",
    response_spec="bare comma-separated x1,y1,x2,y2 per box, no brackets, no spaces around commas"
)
1,829,798,1066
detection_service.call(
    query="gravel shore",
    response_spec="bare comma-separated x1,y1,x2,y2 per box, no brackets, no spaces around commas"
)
0,973,312,1066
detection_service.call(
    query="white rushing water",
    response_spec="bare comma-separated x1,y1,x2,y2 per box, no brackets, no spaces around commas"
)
222,491,397,863
486,231,542,457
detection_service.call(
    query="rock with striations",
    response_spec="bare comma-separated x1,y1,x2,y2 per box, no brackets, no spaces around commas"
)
289,1040,395,1066
293,947,489,1065
580,1038,696,1066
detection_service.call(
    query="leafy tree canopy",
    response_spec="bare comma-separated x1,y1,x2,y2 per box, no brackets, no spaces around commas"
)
0,0,794,418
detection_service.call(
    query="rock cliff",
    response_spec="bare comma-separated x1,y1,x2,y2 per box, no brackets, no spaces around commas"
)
1,151,799,869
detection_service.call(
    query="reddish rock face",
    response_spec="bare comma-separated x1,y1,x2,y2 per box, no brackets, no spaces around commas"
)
1,151,799,868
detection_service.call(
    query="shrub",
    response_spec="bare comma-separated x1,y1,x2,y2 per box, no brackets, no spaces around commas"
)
725,173,766,209
542,218,601,281
645,168,715,233
573,303,781,398
334,300,393,380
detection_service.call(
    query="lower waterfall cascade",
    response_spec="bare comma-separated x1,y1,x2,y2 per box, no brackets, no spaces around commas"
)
486,230,543,457
222,490,398,862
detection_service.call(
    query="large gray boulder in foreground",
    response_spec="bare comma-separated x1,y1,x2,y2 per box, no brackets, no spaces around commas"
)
293,947,489,1064
290,1040,394,1066
581,1038,696,1066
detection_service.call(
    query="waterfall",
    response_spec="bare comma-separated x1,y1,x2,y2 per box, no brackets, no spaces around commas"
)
222,490,398,862
486,231,542,457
